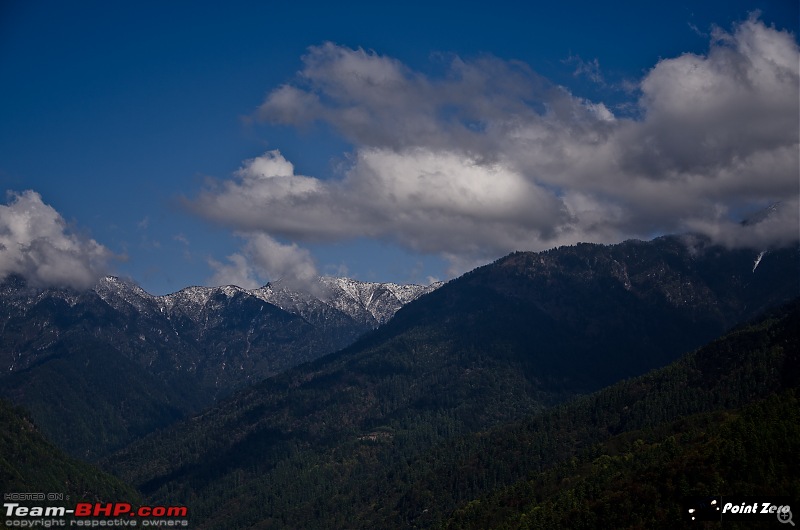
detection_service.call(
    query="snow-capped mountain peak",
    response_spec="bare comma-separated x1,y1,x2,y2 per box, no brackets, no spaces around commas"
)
316,277,442,326
86,275,441,329
248,276,441,327
93,275,157,314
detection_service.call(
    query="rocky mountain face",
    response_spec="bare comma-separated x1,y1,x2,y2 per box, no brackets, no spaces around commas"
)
104,236,799,529
0,275,438,458
0,275,439,378
250,277,442,328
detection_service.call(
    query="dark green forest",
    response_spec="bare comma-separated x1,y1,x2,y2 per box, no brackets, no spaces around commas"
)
0,398,140,504
444,300,800,529
446,391,800,529
105,297,799,529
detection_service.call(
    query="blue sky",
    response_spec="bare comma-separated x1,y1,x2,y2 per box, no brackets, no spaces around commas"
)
1,1,798,294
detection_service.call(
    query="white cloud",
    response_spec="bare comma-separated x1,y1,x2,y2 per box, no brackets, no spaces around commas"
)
208,252,259,290
684,198,800,249
193,17,799,276
0,190,114,288
192,148,568,258
246,233,318,290
207,233,319,292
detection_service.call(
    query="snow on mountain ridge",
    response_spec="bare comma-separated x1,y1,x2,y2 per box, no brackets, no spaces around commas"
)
94,276,157,314
160,286,214,312
257,277,441,327
90,275,440,328
316,277,441,325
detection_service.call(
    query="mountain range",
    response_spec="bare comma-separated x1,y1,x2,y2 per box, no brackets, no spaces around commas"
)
0,233,797,528
0,275,438,458
98,235,799,528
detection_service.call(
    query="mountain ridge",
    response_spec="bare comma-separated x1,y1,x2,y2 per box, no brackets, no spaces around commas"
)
0,273,438,458
0,274,440,374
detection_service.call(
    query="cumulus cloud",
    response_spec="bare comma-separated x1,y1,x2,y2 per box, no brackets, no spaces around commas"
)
208,252,258,290
0,190,114,288
208,233,319,291
192,16,799,276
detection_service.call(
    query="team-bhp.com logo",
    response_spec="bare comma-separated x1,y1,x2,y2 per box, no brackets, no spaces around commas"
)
73,503,187,518
683,496,794,525
4,501,189,527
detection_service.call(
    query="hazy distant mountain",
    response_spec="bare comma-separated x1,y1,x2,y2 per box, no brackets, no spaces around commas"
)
0,275,437,458
104,236,799,529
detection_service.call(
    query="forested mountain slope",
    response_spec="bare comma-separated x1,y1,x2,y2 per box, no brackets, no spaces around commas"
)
0,398,140,504
443,298,800,529
104,237,799,529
